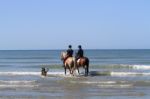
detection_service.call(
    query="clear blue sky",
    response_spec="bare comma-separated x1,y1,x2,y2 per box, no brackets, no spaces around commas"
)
0,0,150,50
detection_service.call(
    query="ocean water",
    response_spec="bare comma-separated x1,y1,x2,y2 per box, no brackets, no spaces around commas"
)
0,50,150,99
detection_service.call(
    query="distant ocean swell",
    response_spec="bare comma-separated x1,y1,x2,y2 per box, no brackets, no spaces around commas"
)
41,64,150,70
0,64,150,76
94,64,150,70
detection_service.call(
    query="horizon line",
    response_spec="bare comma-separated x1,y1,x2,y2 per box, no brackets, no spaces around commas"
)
0,49,150,50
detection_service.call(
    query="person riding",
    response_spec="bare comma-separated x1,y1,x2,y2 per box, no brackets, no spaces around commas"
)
76,45,84,62
63,45,74,64
67,45,73,57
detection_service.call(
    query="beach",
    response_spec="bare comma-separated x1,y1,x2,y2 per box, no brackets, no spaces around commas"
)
0,50,150,99
0,71,150,99
1,0,150,98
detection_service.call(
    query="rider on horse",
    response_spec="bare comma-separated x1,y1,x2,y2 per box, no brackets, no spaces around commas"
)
61,45,89,76
63,45,74,65
76,45,84,63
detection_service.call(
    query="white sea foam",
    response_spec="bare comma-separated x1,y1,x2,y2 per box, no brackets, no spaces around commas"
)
0,80,36,84
0,72,64,76
70,80,132,88
131,65,150,70
109,64,150,70
0,84,38,88
97,84,133,88
0,72,40,76
0,80,38,88
111,72,150,77
0,71,150,77
0,71,80,78
70,81,116,84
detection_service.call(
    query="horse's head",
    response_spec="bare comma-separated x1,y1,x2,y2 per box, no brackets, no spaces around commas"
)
61,51,67,61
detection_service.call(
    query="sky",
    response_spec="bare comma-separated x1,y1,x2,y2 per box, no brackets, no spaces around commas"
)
0,0,150,50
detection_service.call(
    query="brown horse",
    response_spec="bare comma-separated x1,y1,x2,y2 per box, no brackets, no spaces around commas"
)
61,52,75,75
75,56,89,76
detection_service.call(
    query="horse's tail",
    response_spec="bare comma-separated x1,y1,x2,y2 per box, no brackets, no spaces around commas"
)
85,57,89,75
60,52,64,61
60,51,67,61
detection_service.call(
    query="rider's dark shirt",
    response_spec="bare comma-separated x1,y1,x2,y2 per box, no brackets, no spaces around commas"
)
77,48,84,58
67,48,73,57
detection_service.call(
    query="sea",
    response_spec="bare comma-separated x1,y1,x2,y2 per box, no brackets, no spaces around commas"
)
0,49,150,99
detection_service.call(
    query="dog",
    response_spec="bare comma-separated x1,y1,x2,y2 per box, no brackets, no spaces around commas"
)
41,68,48,76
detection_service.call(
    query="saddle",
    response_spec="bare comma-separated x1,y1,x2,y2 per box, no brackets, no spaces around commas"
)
77,57,84,63
77,58,81,63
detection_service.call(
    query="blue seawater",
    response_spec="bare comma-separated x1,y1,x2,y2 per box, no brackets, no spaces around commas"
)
0,49,150,72
0,50,150,99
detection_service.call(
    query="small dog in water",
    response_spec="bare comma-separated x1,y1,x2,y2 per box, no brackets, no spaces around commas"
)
41,68,48,76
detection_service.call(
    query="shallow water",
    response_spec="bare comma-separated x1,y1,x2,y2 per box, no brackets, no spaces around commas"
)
0,70,150,99
0,50,150,99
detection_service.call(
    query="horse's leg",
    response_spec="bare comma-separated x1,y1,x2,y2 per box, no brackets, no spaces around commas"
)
68,67,72,75
69,67,75,76
70,67,75,76
87,66,89,76
77,66,80,75
85,65,89,76
84,67,88,76
64,67,66,75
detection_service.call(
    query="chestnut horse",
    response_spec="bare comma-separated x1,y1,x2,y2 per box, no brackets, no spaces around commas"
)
61,52,75,75
75,55,89,76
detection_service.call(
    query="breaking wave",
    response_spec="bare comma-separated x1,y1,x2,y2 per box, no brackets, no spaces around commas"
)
92,64,150,70
0,71,149,77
